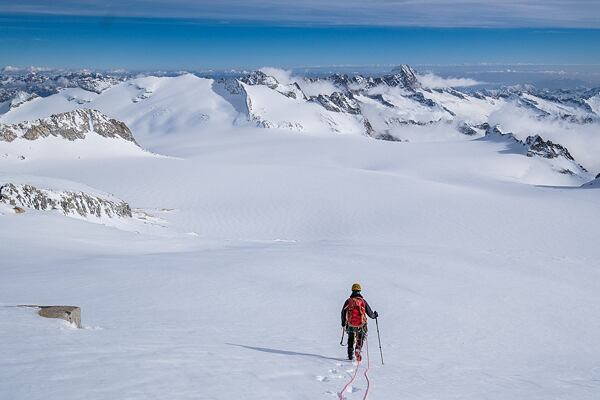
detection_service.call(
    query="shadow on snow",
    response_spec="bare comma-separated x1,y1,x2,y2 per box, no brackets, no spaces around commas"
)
227,343,344,362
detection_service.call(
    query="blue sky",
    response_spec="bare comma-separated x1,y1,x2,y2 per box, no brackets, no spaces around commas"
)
1,1,599,70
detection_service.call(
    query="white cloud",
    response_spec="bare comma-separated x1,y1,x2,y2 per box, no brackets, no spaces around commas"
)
489,101,600,173
418,73,482,88
2,65,21,72
295,79,339,97
1,1,599,28
259,67,293,85
2,65,51,73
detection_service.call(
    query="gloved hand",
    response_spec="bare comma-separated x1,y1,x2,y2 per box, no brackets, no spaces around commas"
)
373,311,379,318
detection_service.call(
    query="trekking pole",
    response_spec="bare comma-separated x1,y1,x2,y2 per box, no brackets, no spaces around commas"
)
340,326,346,346
375,317,384,365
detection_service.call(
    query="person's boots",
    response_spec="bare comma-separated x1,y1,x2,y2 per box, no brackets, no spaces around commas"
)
355,349,362,362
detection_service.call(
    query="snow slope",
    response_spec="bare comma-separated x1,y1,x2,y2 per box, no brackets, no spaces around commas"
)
243,82,367,135
0,74,240,155
1,125,600,400
0,68,599,400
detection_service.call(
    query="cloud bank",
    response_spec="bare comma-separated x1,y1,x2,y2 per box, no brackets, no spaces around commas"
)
2,0,600,28
418,73,483,88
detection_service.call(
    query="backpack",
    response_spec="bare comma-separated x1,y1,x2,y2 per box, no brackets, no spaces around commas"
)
346,297,367,328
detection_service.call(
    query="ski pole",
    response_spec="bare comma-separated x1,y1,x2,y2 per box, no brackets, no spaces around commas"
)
340,326,346,346
375,317,384,365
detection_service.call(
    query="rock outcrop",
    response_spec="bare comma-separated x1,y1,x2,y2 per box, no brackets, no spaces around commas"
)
38,306,82,328
0,183,132,219
457,122,478,136
7,90,39,110
239,71,279,88
384,65,421,90
0,109,137,144
525,135,576,161
312,92,361,114
16,305,82,328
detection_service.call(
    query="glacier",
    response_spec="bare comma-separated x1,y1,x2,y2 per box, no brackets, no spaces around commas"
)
0,65,599,400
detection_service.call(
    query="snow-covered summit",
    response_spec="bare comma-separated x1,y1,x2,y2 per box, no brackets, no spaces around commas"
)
1,66,599,181
387,64,421,90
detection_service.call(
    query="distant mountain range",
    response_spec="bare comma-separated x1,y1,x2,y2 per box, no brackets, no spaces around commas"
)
1,65,599,186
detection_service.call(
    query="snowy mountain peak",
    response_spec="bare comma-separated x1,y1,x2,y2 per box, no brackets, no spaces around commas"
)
239,71,279,88
525,135,575,161
388,64,421,90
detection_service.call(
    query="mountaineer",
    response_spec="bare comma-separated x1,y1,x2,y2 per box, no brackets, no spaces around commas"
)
341,283,378,361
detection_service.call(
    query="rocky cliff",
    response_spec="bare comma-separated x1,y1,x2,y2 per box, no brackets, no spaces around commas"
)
0,182,132,219
0,109,137,144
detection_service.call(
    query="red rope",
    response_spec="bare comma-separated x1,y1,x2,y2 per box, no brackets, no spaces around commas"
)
338,335,372,400
362,338,371,400
338,356,361,400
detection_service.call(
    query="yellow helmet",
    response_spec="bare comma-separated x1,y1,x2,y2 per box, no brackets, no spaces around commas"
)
352,283,362,292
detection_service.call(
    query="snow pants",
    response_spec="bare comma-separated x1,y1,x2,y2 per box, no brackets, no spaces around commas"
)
346,325,367,359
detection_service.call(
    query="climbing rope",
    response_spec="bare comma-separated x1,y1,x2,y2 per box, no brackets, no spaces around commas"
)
338,356,361,400
362,337,371,400
338,335,372,400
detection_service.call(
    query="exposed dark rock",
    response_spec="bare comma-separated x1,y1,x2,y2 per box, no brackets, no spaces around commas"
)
446,89,467,100
312,92,361,114
239,71,278,88
39,306,82,328
457,122,478,136
386,65,421,90
16,305,82,328
328,73,352,89
407,92,437,108
482,123,508,137
559,114,595,124
525,135,574,160
0,109,137,144
441,106,456,117
375,132,403,142
281,82,307,100
557,168,575,175
0,126,18,142
0,183,132,218
385,118,440,127
350,75,376,89
366,94,395,108
216,77,246,95
363,118,375,136
476,122,490,131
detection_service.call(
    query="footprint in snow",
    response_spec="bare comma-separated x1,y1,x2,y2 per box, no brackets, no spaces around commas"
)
316,376,329,382
327,368,344,379
346,386,361,393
